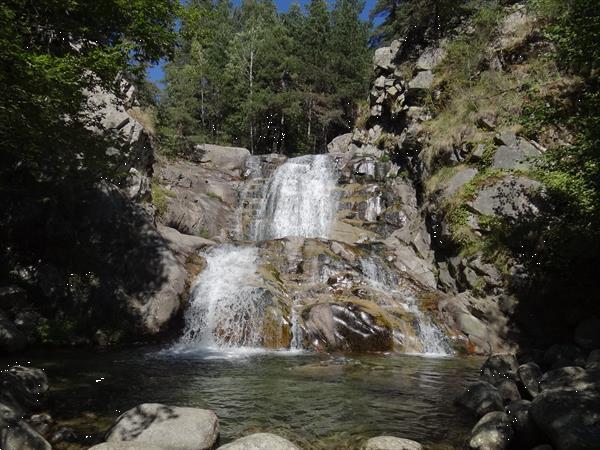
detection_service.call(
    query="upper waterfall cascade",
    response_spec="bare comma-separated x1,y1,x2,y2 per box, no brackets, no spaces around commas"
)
252,154,338,241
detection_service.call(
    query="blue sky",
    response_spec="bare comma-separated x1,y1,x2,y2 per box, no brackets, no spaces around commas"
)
147,0,379,86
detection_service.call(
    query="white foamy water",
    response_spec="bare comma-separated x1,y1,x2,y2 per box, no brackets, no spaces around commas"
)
177,246,266,349
252,155,338,240
360,257,451,356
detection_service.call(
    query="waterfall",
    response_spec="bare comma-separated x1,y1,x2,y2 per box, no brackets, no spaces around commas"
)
178,246,265,349
252,155,338,240
360,257,451,355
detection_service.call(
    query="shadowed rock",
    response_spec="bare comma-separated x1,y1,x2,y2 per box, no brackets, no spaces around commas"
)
106,403,219,450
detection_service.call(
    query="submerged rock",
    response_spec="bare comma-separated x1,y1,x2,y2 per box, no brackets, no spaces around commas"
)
217,433,299,450
363,435,423,449
106,403,219,450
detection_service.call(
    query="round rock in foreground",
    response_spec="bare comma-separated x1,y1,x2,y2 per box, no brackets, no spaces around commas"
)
217,433,300,450
105,403,219,450
363,436,423,450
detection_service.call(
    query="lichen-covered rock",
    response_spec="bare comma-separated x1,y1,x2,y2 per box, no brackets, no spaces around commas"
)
106,403,219,450
196,143,250,178
455,381,504,418
363,435,423,450
469,176,541,220
468,411,514,450
217,433,299,450
328,133,353,154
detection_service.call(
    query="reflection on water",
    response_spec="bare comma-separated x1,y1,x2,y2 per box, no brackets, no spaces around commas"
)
3,347,481,449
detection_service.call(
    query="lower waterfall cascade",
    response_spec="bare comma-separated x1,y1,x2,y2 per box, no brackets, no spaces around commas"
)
177,154,451,355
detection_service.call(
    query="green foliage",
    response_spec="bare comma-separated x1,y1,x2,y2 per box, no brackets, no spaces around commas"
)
0,0,178,192
159,0,371,155
151,181,175,217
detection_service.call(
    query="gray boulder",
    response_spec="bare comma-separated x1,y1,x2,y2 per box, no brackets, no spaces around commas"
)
492,138,540,171
518,362,543,398
441,167,478,198
197,143,250,177
468,411,514,450
530,387,600,450
543,344,586,369
455,381,504,417
0,419,51,450
470,176,541,220
0,311,27,352
90,444,166,450
0,366,48,413
327,133,353,154
480,354,519,384
539,366,594,392
363,436,423,449
373,41,402,71
574,318,600,350
106,403,219,450
494,379,521,404
217,433,299,450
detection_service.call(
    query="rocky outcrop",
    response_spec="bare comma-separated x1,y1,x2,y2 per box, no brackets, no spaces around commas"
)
105,403,219,450
217,433,299,450
459,350,600,450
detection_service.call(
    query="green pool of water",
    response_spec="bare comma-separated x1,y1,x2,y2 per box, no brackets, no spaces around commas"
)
3,347,481,449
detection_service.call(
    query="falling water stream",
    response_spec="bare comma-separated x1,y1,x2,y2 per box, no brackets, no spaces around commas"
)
178,153,450,354
13,154,480,449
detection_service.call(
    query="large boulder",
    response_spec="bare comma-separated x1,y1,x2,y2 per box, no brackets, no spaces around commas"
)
0,311,27,352
196,143,250,177
106,403,219,450
539,366,594,392
480,354,519,384
455,381,504,418
468,411,514,450
0,402,51,450
327,133,353,154
217,433,299,450
0,366,48,414
302,302,393,352
373,41,402,72
469,176,541,220
530,387,600,450
363,436,423,449
90,443,166,450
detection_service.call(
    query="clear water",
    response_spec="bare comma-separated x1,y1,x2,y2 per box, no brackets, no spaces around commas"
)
5,348,480,449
